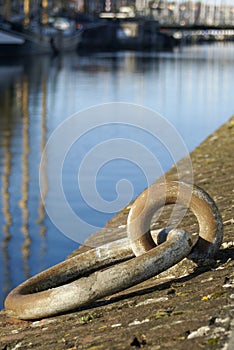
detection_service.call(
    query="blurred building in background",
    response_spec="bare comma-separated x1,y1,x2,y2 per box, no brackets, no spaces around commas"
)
0,1,233,26
73,1,234,26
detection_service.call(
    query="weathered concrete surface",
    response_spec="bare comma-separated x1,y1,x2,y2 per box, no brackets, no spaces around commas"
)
0,116,234,350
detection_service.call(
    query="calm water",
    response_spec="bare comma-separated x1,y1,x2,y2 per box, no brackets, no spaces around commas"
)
0,43,234,308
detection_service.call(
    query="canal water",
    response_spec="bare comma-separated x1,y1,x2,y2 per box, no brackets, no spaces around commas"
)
0,42,234,308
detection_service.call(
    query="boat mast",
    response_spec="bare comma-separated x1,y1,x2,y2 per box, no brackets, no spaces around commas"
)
24,0,30,25
41,0,49,24
3,0,11,21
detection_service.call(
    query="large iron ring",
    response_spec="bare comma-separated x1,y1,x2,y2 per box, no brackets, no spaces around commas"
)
5,229,192,320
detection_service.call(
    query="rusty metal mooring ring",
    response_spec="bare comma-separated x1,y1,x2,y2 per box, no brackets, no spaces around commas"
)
5,229,192,320
4,181,222,320
127,181,223,263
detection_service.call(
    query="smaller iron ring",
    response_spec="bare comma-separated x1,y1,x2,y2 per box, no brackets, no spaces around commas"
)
127,181,223,264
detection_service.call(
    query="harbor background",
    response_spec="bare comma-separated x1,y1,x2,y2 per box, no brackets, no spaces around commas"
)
1,1,234,54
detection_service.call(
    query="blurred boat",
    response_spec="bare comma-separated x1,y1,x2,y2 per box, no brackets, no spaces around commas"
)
0,18,83,56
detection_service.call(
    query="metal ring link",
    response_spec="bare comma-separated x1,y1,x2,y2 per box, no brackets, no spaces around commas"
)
4,228,192,320
127,181,223,263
